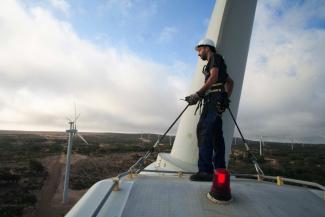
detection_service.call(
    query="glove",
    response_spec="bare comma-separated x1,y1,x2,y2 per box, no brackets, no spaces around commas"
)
185,93,201,105
216,96,230,113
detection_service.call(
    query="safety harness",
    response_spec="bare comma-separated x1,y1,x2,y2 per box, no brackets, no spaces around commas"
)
194,83,226,115
205,83,225,95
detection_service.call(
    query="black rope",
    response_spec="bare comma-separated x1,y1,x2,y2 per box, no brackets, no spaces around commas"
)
228,107,247,145
129,104,190,172
156,104,190,146
228,107,264,175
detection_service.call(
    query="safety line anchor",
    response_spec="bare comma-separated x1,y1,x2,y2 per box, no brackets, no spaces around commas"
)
257,175,263,182
276,176,284,186
112,177,120,191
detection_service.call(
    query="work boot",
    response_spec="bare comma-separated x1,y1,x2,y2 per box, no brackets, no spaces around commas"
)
190,171,213,181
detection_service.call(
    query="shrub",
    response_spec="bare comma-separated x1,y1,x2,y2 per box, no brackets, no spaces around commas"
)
29,159,45,174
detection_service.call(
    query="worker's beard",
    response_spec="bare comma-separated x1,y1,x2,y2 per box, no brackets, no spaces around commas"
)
200,50,208,60
200,53,207,61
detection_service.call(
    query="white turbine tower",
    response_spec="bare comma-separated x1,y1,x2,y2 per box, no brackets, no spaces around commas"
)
63,106,89,204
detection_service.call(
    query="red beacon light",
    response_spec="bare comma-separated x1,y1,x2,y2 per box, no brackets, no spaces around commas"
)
207,168,232,204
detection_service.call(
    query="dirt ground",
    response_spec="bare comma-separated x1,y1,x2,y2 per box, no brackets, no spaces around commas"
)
23,150,155,217
25,154,88,217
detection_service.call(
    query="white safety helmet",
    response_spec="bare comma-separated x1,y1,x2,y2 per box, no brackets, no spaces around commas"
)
195,38,216,51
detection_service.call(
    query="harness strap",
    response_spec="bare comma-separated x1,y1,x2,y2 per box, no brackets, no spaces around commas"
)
194,99,203,115
205,83,225,96
211,83,223,87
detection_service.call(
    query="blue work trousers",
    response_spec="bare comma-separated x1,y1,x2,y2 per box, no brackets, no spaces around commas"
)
196,95,226,173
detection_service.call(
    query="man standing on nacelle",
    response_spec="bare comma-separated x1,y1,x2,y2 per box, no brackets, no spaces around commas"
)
185,38,234,182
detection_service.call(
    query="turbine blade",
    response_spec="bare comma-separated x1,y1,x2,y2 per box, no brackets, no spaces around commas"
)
75,113,81,122
77,133,89,145
74,113,80,130
74,102,77,122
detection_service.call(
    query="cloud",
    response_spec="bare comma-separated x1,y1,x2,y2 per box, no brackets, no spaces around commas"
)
99,0,157,20
0,0,189,133
238,0,325,142
1,0,325,143
105,0,134,9
49,0,70,15
157,26,178,44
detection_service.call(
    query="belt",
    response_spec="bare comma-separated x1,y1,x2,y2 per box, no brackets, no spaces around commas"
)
205,83,225,95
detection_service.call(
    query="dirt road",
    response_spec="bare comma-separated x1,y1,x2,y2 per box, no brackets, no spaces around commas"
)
25,154,87,217
29,154,64,217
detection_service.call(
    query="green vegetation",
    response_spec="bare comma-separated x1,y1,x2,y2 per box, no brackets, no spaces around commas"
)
0,159,47,217
0,131,172,216
0,133,64,161
69,133,172,189
229,140,325,185
0,132,58,217
71,133,172,155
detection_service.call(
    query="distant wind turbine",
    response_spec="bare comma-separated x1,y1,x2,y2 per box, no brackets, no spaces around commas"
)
63,105,89,204
259,136,264,156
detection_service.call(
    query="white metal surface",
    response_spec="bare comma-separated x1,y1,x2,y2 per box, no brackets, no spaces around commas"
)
66,179,115,217
170,0,257,168
145,153,197,173
66,174,325,217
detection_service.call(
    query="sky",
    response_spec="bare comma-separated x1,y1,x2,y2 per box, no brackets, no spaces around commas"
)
0,0,325,143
